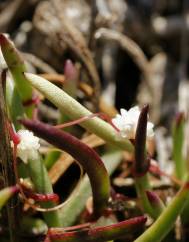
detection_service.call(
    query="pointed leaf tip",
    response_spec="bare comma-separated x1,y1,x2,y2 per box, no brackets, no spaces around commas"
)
134,104,150,176
146,190,159,204
64,59,74,72
146,190,165,217
64,59,78,81
175,112,185,126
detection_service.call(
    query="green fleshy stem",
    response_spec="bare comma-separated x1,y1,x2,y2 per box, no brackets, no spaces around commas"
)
172,113,186,181
134,182,189,242
0,34,32,101
135,175,156,218
0,34,33,117
24,73,134,153
5,77,24,130
27,154,62,227
44,60,78,170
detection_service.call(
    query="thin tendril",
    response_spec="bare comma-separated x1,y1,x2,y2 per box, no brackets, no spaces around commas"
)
32,160,84,212
54,113,120,132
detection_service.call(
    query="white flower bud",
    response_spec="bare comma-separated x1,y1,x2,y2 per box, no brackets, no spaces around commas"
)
16,130,40,163
112,106,154,139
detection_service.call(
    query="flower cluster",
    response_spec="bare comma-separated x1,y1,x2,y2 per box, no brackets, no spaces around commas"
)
16,130,40,163
112,106,154,139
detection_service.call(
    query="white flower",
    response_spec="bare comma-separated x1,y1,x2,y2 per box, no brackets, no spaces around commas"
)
112,106,154,139
16,130,40,163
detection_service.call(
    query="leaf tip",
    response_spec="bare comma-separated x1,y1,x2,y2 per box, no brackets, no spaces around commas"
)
175,112,185,126
146,190,159,204
64,59,78,81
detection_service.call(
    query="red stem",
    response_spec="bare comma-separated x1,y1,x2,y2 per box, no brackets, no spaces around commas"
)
47,216,147,242
23,186,59,203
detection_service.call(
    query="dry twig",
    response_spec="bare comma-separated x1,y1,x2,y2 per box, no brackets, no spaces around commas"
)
51,0,101,110
95,28,153,96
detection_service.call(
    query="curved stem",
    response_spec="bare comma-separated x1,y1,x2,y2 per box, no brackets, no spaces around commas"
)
24,73,134,153
21,119,111,219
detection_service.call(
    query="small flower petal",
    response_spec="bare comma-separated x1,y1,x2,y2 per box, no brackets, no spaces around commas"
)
120,108,128,117
147,122,154,138
112,106,154,139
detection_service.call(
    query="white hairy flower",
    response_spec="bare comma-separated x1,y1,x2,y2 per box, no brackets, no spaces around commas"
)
16,130,40,163
112,106,154,139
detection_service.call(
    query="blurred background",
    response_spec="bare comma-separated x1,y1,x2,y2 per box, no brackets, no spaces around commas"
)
1,0,189,129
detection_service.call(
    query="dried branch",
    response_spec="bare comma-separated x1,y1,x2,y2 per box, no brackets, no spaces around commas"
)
51,0,101,110
95,28,153,96
23,52,57,74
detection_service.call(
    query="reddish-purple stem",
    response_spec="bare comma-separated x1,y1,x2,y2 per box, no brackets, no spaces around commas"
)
133,105,150,176
20,119,110,219
23,187,60,203
46,216,147,242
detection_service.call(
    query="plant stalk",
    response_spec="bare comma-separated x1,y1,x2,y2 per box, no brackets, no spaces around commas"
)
134,182,189,242
24,73,134,153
